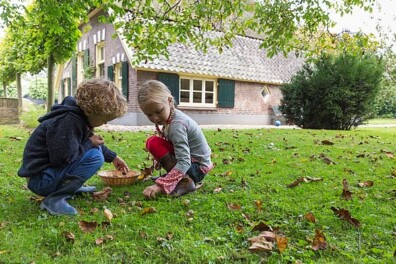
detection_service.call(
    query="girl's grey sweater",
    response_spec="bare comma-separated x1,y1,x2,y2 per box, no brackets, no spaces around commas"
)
164,109,212,174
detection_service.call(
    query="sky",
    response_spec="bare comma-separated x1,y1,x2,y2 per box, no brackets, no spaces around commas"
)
330,0,396,39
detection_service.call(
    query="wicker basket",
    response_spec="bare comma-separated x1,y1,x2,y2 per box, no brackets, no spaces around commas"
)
98,170,140,186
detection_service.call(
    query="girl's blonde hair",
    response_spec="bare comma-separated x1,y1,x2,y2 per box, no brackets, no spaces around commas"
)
138,80,175,106
75,78,128,117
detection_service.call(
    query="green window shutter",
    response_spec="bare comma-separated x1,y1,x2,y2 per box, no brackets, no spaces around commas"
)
107,65,114,81
121,61,129,100
83,49,90,70
158,73,180,104
218,79,235,108
71,56,77,94
67,77,72,96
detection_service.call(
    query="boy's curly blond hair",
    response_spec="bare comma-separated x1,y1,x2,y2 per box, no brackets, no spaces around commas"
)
75,78,128,117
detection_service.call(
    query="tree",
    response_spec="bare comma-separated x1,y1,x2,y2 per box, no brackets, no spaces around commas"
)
0,0,381,110
103,0,379,64
28,77,48,100
280,53,384,130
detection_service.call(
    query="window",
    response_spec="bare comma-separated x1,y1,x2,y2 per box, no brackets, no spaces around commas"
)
261,86,270,103
63,79,69,97
114,63,122,90
96,42,105,78
77,52,84,85
179,77,216,107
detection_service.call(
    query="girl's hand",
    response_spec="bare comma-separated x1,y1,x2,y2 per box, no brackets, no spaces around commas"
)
113,156,129,174
143,184,164,199
89,134,104,147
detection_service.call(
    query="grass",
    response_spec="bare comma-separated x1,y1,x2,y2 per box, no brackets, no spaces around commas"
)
0,110,395,263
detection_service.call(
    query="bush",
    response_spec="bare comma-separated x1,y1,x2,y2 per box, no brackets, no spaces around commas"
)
280,53,384,130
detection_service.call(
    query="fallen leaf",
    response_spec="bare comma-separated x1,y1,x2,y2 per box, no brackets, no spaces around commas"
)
254,200,262,211
227,203,241,210
104,209,113,222
275,235,288,253
62,231,75,242
357,181,374,188
342,179,353,200
248,240,273,252
78,220,98,233
141,207,156,215
312,229,327,250
92,187,112,201
287,177,304,188
321,140,334,145
213,186,222,193
304,212,316,223
95,237,105,245
251,222,271,232
381,150,394,158
330,207,361,228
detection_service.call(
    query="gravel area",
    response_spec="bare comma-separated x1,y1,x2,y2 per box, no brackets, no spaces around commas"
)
98,124,300,132
98,123,396,132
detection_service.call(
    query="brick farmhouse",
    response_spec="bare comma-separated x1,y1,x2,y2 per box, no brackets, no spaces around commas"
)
55,8,304,126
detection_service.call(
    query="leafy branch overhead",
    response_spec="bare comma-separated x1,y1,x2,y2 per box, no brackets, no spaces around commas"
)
101,0,379,64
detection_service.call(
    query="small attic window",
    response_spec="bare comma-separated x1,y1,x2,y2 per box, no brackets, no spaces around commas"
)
261,86,270,102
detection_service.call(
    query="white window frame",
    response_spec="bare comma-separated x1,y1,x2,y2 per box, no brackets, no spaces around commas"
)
63,79,69,97
96,42,105,78
77,52,84,85
114,62,122,90
179,77,216,107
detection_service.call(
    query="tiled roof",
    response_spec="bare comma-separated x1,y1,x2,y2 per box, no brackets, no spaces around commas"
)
135,34,304,84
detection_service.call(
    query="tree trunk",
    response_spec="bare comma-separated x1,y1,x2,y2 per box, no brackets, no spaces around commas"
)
47,54,54,112
2,82,7,98
16,72,22,109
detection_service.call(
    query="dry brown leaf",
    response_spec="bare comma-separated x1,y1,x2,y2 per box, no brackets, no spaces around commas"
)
62,231,75,242
227,203,241,210
381,150,394,158
254,200,262,211
331,207,361,228
248,239,273,253
104,209,113,222
287,177,304,188
342,179,353,200
78,220,98,233
251,222,271,232
304,212,316,223
213,186,222,193
312,229,327,251
92,187,112,201
220,171,233,176
95,237,105,245
357,181,374,188
321,140,334,145
141,207,156,215
275,236,288,253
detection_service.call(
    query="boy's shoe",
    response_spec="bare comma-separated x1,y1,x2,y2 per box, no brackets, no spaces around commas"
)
75,185,97,194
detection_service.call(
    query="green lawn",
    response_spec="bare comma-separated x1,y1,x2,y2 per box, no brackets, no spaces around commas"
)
367,118,396,125
0,124,395,263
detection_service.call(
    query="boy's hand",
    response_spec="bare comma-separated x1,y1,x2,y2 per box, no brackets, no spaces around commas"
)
143,184,164,199
90,134,104,147
113,156,129,174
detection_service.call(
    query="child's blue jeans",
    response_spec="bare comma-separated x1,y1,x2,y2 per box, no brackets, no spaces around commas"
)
28,147,104,197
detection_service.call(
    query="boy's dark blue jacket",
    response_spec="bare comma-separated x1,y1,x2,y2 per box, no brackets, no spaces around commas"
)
18,96,117,178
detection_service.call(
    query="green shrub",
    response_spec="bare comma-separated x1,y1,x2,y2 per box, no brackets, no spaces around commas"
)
280,53,384,130
20,100,46,128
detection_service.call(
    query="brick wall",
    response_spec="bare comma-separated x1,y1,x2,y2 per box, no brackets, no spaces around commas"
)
0,98,19,124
